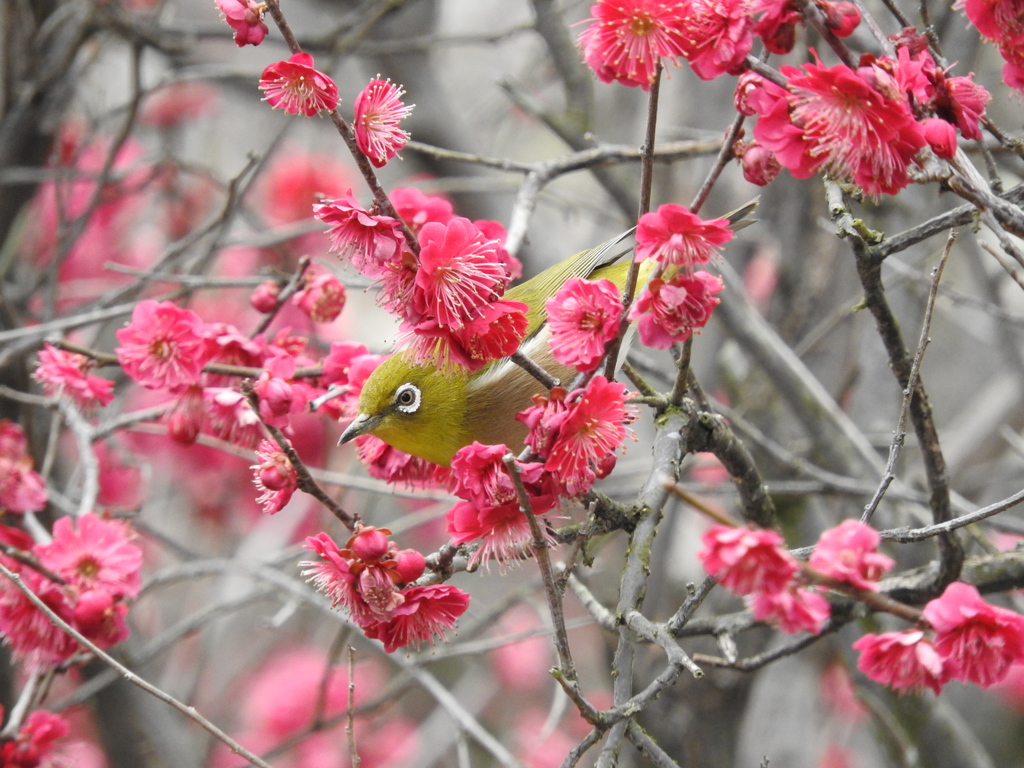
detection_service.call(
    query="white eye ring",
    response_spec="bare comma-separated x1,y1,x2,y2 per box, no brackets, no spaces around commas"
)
394,383,421,414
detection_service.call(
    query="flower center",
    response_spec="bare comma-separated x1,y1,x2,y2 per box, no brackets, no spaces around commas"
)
630,14,655,37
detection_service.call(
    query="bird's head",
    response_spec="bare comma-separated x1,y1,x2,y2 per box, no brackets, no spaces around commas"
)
339,351,469,467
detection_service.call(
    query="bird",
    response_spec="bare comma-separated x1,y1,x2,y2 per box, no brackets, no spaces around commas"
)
338,230,642,467
339,202,756,467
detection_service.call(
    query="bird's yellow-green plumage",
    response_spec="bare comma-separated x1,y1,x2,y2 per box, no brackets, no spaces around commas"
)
340,230,648,467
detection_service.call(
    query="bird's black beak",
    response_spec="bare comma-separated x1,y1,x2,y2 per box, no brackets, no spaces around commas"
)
338,412,381,445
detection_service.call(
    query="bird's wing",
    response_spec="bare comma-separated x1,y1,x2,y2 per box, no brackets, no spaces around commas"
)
504,228,636,338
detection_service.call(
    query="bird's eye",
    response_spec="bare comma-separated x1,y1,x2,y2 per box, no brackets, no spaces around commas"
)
394,383,421,414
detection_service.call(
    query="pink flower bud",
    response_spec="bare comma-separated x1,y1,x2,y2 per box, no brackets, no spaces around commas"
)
923,117,957,160
250,280,281,313
350,526,390,561
821,0,861,37
293,272,347,323
394,548,426,583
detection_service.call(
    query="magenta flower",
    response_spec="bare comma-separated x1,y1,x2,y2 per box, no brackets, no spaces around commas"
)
750,56,927,196
34,343,115,411
303,532,381,628
681,0,755,81
447,443,557,566
165,384,205,446
214,0,268,46
313,193,405,279
451,442,520,508
354,78,413,168
961,0,1024,92
699,525,798,595
546,277,623,373
0,513,143,668
923,581,1024,688
519,376,635,496
0,568,78,669
404,299,530,373
355,433,451,489
304,528,468,652
809,520,894,592
0,420,47,515
390,187,454,233
636,204,733,268
447,500,540,567
253,352,309,429
2,711,69,766
115,299,211,390
205,388,263,448
629,271,723,350
736,141,782,186
751,0,801,53
748,586,830,635
259,52,339,117
37,514,143,600
252,439,297,515
853,629,945,695
292,270,347,323
361,584,471,653
578,0,690,90
413,217,511,330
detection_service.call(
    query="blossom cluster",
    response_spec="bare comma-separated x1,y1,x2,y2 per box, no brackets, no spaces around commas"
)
545,203,730,366
446,442,559,567
0,513,142,670
578,2,991,198
303,524,470,652
577,0,860,90
699,519,894,635
255,50,414,171
113,300,335,439
738,38,989,196
855,582,1024,695
701,519,1024,695
315,187,526,372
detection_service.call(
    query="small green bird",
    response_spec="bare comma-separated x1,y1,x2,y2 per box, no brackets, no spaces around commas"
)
339,200,755,467
339,230,641,467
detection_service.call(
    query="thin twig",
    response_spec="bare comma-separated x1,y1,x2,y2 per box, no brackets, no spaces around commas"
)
862,231,956,523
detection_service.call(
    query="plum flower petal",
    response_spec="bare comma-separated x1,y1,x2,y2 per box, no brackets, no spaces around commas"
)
698,524,797,595
629,271,723,350
354,78,413,168
519,377,636,496
115,299,211,390
546,277,623,372
635,204,733,268
413,217,511,330
923,581,1024,688
214,0,268,46
853,629,945,695
578,0,690,90
361,584,470,653
259,53,339,117
749,56,927,196
809,520,894,592
748,586,830,634
314,193,405,279
34,343,115,411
